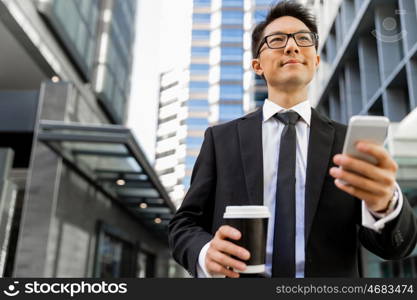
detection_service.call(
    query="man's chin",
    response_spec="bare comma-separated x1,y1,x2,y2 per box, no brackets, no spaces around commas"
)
271,76,310,90
270,75,307,87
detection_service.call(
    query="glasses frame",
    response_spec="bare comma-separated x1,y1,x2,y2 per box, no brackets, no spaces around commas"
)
256,31,318,57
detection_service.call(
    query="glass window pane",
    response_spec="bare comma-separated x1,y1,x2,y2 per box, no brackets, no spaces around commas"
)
188,99,209,111
185,156,197,168
194,0,211,7
221,10,243,25
223,0,244,7
254,9,268,23
221,47,243,61
185,118,209,130
191,47,210,57
193,13,211,24
219,104,243,119
186,137,204,147
220,65,243,80
189,81,210,93
255,0,274,6
221,29,243,43
220,85,243,100
190,64,210,75
192,30,210,40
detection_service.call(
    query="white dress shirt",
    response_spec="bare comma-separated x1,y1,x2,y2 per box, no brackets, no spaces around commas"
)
196,99,403,278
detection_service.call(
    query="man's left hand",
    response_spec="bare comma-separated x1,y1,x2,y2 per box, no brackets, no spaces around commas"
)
329,141,398,213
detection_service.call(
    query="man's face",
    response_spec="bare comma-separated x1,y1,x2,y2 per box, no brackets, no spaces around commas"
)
252,16,320,89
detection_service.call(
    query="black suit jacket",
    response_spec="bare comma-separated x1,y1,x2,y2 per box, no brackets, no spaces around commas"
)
168,107,417,277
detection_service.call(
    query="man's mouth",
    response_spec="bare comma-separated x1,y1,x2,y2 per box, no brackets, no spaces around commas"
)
282,59,303,66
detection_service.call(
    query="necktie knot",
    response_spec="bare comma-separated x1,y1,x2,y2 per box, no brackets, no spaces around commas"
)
274,111,300,126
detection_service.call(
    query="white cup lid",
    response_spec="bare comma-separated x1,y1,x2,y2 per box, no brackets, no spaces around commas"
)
223,205,270,219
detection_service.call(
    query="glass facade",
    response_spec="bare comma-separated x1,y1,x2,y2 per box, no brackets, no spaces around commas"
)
220,84,243,100
219,103,243,121
94,224,139,277
220,65,243,80
191,47,210,57
49,0,100,79
221,47,243,61
311,0,417,277
181,0,214,190
40,0,137,124
216,0,245,124
194,0,211,7
222,0,244,7
192,29,211,40
193,13,211,23
190,64,210,75
221,10,244,25
98,0,137,124
188,99,209,111
221,29,244,43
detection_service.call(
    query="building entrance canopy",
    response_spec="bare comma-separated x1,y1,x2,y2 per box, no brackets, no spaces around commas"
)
38,120,175,239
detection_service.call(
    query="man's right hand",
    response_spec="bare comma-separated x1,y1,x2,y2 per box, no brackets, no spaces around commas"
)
205,225,251,278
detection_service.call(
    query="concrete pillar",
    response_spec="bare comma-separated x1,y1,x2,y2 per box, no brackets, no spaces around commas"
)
0,148,17,276
13,81,72,277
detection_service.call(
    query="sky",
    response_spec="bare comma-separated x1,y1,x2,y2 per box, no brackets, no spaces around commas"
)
127,0,192,163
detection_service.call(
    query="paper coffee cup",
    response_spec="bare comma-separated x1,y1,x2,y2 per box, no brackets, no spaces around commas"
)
223,205,270,274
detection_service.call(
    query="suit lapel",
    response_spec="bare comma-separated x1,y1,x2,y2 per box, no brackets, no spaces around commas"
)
236,106,335,241
305,108,335,244
237,108,264,206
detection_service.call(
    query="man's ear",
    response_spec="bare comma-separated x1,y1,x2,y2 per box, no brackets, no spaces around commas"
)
315,55,320,68
251,58,264,77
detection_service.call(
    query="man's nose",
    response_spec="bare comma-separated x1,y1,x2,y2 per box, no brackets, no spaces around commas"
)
284,36,300,54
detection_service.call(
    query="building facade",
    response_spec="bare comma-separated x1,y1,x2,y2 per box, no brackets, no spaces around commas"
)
309,0,417,277
155,69,189,208
0,0,179,278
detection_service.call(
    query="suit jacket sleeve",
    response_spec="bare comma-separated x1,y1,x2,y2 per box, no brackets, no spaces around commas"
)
358,192,417,260
168,127,216,277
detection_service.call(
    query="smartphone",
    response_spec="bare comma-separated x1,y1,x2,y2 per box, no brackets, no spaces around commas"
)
342,115,390,165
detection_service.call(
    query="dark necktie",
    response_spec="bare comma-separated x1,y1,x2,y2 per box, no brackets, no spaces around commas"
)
271,111,300,277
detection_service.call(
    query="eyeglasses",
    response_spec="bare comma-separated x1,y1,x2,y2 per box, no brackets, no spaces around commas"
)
256,31,318,57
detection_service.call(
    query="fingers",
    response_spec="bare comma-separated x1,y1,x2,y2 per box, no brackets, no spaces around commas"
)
215,226,250,260
205,225,251,278
205,260,240,278
331,142,398,211
216,225,241,240
207,248,247,272
329,167,388,196
356,142,398,172
332,154,395,186
334,179,392,211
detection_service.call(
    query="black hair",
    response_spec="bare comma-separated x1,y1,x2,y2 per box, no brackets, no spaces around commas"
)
252,0,318,58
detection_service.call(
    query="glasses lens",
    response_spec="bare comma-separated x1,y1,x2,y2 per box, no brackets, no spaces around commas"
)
294,32,315,46
266,34,287,49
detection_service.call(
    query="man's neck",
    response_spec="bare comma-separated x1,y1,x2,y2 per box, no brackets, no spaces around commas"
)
267,86,309,109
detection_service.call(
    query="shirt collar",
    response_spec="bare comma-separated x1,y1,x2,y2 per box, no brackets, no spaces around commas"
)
262,98,311,127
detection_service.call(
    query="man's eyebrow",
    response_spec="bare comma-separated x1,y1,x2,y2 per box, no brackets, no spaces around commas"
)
265,30,311,35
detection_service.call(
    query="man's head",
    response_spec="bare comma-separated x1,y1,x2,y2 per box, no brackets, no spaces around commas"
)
251,1,320,91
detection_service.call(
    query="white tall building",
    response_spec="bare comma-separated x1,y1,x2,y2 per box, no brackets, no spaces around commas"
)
155,69,190,208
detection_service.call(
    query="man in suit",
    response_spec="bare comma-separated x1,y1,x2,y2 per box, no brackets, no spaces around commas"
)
168,1,417,278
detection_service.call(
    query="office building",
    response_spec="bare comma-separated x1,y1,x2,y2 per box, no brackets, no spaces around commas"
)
309,0,417,277
155,69,189,208
0,0,178,277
